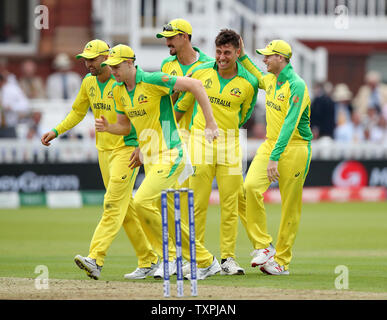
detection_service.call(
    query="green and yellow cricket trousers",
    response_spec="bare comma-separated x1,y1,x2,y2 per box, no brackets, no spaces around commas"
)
88,145,158,267
133,146,214,268
244,139,311,269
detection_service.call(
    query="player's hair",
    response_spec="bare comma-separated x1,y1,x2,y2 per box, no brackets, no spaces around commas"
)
215,29,240,48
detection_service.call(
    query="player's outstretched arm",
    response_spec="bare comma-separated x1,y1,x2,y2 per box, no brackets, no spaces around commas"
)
95,114,131,136
41,131,56,146
173,77,218,142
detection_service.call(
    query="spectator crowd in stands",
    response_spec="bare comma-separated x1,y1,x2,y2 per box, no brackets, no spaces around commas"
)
0,53,82,140
310,70,387,144
0,53,386,144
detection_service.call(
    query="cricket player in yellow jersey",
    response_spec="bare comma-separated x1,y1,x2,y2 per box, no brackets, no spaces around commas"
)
95,44,222,280
175,29,258,275
239,39,313,275
157,19,214,136
155,19,215,274
158,21,258,271
41,39,159,280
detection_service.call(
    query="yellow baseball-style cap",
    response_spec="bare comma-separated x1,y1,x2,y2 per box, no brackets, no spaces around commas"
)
101,44,136,66
76,39,110,59
256,40,292,59
156,18,192,38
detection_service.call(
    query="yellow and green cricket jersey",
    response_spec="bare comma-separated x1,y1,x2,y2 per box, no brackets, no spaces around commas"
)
113,66,182,160
161,47,214,132
53,73,138,151
175,60,258,134
239,54,313,161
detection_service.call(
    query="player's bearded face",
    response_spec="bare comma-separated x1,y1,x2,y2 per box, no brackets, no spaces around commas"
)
85,56,105,76
165,34,183,56
215,43,240,71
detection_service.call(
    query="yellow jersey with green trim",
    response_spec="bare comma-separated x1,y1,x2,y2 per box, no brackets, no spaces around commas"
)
175,60,258,134
239,54,313,161
53,73,138,151
161,47,214,133
113,66,182,162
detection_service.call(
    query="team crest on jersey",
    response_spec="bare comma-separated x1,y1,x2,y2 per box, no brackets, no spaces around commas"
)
267,84,273,95
89,87,96,97
277,93,285,101
138,94,148,104
107,90,114,99
204,78,212,89
230,88,241,97
170,70,178,76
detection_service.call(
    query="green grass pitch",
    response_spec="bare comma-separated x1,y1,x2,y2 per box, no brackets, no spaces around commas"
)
0,202,386,293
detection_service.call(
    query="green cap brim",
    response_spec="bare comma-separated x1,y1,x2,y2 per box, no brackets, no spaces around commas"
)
156,31,181,38
256,49,276,56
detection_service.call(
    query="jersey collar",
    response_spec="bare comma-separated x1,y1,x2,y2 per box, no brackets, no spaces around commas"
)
213,60,245,78
277,63,294,84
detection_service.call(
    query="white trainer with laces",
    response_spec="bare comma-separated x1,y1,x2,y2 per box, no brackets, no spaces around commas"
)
124,262,159,280
220,257,245,275
184,257,221,280
250,244,276,267
153,259,177,279
74,255,102,280
260,257,289,275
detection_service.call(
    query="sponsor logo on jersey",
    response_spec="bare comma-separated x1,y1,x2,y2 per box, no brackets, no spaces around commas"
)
208,96,231,108
120,96,127,106
162,75,170,82
230,88,241,97
267,84,273,95
138,94,148,104
127,109,147,117
89,87,96,97
293,95,300,104
204,78,212,89
107,90,114,99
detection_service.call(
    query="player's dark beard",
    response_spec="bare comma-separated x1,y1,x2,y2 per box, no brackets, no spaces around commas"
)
169,46,177,56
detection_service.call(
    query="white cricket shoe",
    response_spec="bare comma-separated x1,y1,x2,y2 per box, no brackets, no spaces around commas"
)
74,255,102,280
184,257,221,280
124,262,159,280
182,260,194,276
250,244,276,267
260,257,289,275
153,259,177,279
220,257,245,275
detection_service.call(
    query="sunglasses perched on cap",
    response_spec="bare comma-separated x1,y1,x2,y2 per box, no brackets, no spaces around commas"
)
162,23,185,33
272,49,290,58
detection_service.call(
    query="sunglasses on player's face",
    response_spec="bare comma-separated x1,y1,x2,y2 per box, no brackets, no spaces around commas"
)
162,23,185,33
